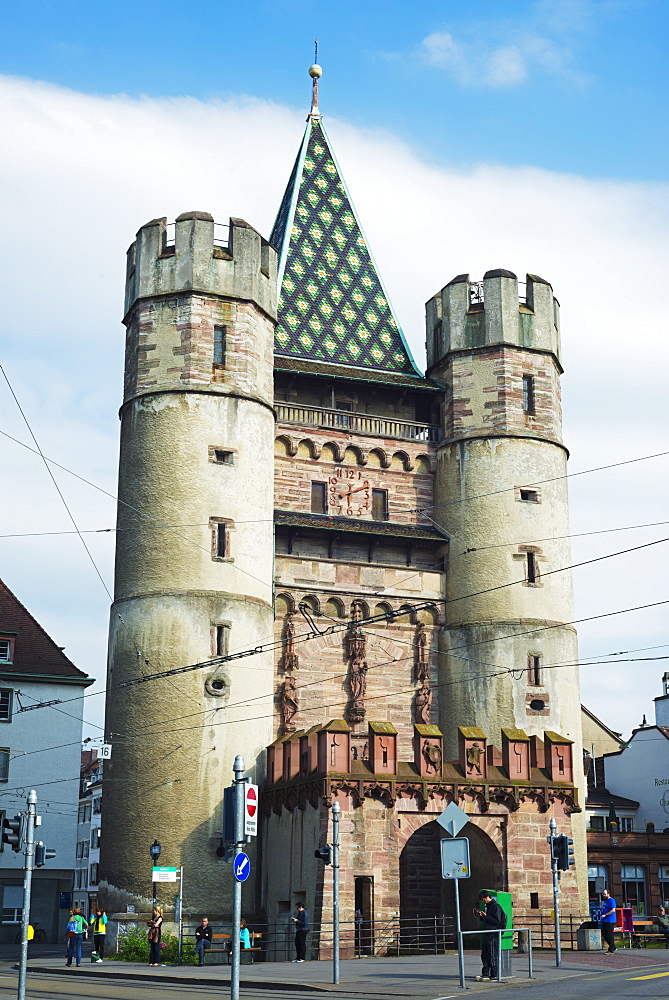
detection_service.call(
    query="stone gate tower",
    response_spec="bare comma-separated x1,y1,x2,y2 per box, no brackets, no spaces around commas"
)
101,213,277,912
427,270,586,897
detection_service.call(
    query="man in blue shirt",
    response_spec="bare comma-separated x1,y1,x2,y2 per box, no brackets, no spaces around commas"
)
600,889,617,953
291,902,309,963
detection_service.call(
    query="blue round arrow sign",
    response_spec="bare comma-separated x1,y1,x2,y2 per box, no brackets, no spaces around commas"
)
234,852,251,882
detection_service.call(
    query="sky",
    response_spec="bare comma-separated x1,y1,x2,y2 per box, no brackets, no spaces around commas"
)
0,0,668,745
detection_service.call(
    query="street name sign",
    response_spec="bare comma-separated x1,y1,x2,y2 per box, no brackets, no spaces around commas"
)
152,866,178,882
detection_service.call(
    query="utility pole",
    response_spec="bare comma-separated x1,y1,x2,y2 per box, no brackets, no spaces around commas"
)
17,790,37,1000
548,817,561,968
332,802,340,985
230,755,245,1000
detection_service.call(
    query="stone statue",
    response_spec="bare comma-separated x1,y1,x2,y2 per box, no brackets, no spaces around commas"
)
414,681,432,725
346,602,368,724
422,740,442,775
280,673,298,732
415,622,429,682
466,742,483,775
282,613,299,673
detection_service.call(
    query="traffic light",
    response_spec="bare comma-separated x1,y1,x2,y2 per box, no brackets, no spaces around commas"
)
2,814,26,853
34,842,56,868
314,845,332,865
552,835,575,871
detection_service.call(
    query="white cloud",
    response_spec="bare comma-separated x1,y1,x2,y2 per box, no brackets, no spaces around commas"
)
0,75,667,739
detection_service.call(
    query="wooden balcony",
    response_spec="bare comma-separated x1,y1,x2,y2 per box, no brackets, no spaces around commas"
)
275,403,441,444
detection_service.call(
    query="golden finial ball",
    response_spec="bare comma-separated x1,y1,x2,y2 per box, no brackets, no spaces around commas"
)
309,64,323,79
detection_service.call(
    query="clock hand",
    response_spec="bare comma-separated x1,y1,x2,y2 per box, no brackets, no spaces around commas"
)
338,483,369,499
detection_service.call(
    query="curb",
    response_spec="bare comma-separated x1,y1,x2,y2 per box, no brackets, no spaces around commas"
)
24,963,335,992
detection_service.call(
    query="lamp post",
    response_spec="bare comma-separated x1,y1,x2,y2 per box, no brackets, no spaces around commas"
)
149,839,162,906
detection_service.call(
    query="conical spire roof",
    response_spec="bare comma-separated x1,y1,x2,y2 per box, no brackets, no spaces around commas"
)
270,82,421,379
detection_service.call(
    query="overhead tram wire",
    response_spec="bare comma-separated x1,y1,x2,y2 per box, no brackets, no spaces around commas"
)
119,532,669,687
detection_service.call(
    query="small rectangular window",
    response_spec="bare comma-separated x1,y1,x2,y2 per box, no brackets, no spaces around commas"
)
89,862,99,885
372,490,389,522
527,551,538,584
2,885,23,924
0,640,11,663
0,690,12,723
214,450,233,465
91,828,100,849
528,655,542,686
432,321,442,363
522,374,535,414
213,326,227,366
530,892,539,910
520,489,539,503
589,816,604,832
311,482,327,514
0,749,9,783
215,625,228,657
216,523,227,558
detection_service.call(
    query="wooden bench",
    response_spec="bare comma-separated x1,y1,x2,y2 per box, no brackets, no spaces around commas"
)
202,932,263,964
631,921,669,948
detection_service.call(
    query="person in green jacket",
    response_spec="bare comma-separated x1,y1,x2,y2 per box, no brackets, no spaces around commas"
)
65,907,86,967
89,908,107,961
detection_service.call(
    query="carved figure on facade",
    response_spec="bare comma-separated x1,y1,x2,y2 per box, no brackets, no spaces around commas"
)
414,622,429,682
346,601,368,724
422,740,442,775
414,681,432,725
279,672,298,734
282,613,299,672
466,742,484,776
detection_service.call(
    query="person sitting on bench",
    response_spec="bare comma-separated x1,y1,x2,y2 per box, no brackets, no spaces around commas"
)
194,916,212,965
655,907,669,946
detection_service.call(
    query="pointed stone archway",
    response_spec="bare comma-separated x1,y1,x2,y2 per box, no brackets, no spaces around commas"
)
399,819,504,932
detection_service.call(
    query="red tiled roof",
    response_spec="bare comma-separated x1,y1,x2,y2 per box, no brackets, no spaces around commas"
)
0,578,91,683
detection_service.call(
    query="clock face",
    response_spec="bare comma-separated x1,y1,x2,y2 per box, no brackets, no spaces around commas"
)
328,469,370,516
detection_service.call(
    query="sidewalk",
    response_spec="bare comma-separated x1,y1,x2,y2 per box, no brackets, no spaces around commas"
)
20,948,669,995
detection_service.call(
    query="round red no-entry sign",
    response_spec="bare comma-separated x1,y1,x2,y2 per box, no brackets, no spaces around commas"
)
246,785,257,818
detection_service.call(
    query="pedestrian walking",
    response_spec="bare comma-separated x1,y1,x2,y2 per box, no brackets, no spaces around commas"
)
193,915,212,965
147,905,163,965
600,889,617,953
65,907,86,968
475,890,504,981
291,902,309,963
89,907,107,961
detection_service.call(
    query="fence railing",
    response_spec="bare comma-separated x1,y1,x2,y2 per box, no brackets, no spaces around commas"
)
275,403,441,444
518,913,592,950
179,915,454,962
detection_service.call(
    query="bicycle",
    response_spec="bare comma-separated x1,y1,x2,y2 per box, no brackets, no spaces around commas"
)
14,924,46,944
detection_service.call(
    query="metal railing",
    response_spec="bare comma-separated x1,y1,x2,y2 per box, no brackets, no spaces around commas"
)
275,403,441,444
519,913,592,950
460,927,534,986
179,915,454,963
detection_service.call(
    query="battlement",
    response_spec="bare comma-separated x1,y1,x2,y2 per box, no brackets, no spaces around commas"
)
426,271,561,370
124,213,277,320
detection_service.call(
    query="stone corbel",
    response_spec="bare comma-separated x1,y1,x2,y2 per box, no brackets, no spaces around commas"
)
362,780,395,806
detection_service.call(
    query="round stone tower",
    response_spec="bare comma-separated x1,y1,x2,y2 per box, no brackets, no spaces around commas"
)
100,213,277,914
426,270,586,898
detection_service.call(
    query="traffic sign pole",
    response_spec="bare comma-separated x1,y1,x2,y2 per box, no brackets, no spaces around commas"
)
17,790,37,1000
230,756,245,1000
453,876,465,990
332,802,340,985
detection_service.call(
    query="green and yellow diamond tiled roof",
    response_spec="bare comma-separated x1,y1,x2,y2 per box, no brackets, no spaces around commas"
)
270,116,422,378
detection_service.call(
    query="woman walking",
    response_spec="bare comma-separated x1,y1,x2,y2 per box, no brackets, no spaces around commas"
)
65,907,86,968
147,905,163,966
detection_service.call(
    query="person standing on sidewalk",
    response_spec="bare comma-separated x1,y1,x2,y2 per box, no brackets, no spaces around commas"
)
475,891,504,981
291,902,309,963
65,907,86,968
147,905,163,965
89,907,107,962
600,889,617,953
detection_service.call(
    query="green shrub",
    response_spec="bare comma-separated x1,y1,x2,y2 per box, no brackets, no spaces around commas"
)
115,925,198,965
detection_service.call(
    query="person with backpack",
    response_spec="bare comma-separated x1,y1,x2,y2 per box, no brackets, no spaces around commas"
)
475,890,505,981
65,907,86,967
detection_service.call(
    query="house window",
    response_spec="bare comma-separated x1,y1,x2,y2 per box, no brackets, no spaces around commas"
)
522,375,535,414
213,326,227,365
0,640,12,663
216,523,226,558
92,798,102,815
621,864,646,914
520,489,539,503
89,863,99,886
91,828,100,849
210,520,232,560
0,690,12,722
311,482,327,514
371,490,388,522
2,885,23,924
619,816,634,832
527,551,538,584
588,816,604,832
213,450,233,465
0,810,4,852
0,749,10,783
659,864,669,907
588,863,609,903
528,655,542,686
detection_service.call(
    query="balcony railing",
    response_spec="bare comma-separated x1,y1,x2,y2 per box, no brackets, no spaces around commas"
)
275,403,441,444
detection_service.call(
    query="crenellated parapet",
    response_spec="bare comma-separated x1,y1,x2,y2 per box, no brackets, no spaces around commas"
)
262,721,579,817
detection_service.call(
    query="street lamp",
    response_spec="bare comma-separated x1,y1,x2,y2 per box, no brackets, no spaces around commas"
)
149,840,162,905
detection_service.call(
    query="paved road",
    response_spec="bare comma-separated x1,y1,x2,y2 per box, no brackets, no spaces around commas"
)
1,949,667,1000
